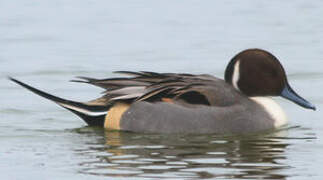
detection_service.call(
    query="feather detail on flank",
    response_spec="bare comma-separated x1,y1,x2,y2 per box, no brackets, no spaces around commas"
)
232,60,240,91
250,97,288,128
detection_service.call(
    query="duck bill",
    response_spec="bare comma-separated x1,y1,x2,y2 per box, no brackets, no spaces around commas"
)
280,84,316,110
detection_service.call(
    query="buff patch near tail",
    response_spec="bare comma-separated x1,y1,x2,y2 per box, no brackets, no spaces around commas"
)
104,103,130,130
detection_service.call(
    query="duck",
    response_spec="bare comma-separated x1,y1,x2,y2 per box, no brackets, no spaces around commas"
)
9,49,316,134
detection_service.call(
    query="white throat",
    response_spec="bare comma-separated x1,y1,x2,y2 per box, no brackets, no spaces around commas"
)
250,97,288,128
232,60,240,91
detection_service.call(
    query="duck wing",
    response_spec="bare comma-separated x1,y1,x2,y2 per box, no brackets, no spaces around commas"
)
72,71,238,107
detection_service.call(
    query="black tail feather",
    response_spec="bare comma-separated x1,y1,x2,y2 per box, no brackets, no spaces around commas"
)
9,77,109,126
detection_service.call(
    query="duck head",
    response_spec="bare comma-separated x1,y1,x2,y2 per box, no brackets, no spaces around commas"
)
225,48,316,110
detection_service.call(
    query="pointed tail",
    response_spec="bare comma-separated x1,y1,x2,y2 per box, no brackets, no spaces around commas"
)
9,77,109,126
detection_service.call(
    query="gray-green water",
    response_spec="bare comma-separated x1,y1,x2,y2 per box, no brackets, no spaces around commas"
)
1,0,323,179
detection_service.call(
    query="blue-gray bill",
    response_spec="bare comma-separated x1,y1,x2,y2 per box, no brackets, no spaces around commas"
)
281,84,316,110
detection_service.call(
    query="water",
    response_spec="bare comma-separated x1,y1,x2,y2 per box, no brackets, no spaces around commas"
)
1,0,323,179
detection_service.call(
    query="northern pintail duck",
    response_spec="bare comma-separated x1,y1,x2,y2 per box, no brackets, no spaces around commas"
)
10,49,316,134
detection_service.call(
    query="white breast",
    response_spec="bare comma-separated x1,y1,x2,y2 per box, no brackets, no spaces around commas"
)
250,97,288,128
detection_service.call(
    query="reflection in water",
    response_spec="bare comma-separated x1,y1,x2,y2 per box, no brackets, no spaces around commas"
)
71,128,300,179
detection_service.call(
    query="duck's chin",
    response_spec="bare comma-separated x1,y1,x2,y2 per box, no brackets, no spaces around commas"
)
250,96,288,128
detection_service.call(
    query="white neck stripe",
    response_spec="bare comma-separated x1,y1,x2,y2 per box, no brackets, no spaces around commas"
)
232,60,240,91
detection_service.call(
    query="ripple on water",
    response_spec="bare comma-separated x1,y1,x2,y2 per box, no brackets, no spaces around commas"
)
1,116,317,179
63,128,313,179
0,108,32,114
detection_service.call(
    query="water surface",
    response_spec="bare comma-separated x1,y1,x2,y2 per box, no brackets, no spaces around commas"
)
1,0,323,179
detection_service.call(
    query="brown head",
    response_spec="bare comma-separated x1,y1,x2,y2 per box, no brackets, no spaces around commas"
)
225,49,316,110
